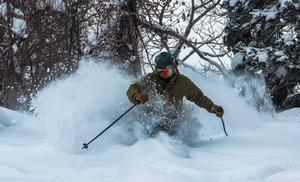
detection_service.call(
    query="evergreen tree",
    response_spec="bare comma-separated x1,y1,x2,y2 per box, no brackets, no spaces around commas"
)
222,0,300,110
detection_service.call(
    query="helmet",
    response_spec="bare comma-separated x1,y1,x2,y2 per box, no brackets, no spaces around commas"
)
155,52,175,69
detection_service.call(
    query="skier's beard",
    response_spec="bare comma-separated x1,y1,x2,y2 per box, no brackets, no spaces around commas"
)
158,73,177,84
161,76,173,83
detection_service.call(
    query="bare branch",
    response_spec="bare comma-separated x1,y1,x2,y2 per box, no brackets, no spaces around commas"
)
138,18,229,77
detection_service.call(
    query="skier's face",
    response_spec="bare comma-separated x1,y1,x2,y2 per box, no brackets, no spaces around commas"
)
156,66,175,79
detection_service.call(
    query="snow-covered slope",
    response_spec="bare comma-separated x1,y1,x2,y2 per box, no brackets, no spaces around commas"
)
0,60,299,182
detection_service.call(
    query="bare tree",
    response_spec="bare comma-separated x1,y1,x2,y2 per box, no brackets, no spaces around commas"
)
0,0,84,109
87,0,228,76
136,0,229,76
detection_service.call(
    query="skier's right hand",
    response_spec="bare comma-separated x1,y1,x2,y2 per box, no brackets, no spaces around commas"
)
133,93,149,104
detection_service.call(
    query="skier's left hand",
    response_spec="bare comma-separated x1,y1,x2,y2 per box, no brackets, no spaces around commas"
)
212,105,224,118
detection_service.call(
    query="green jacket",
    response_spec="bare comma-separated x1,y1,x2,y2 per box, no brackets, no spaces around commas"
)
126,72,215,113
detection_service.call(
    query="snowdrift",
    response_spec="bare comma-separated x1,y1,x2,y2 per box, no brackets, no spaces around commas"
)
0,59,300,182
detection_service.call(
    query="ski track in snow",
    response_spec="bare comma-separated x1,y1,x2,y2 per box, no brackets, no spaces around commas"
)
0,60,300,182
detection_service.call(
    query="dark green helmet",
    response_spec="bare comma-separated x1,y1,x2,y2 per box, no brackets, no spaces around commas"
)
155,52,175,68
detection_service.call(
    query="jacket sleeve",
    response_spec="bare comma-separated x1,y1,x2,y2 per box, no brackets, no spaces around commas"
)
184,77,215,113
126,73,153,103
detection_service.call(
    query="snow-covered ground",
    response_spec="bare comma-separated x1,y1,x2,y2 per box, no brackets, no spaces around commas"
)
0,60,300,182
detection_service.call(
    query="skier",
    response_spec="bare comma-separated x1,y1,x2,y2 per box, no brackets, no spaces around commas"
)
126,52,224,136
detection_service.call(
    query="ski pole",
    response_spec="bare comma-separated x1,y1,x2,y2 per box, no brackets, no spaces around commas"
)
82,103,138,149
220,117,228,136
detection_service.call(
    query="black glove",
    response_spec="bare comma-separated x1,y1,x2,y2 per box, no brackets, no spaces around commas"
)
133,93,149,104
212,105,224,117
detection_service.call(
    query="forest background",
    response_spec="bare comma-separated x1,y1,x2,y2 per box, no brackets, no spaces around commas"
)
0,0,299,112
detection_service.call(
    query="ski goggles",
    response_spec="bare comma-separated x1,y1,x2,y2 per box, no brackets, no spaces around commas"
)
156,66,174,78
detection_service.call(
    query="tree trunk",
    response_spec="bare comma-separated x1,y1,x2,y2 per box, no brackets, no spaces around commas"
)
128,0,141,77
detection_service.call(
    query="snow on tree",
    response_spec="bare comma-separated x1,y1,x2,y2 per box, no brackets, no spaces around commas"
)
0,0,83,109
222,0,300,110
